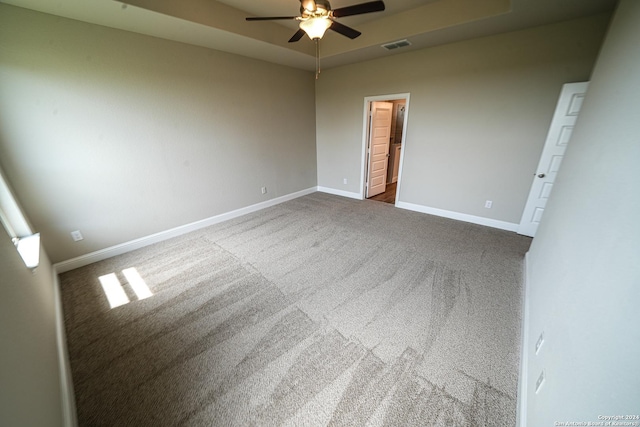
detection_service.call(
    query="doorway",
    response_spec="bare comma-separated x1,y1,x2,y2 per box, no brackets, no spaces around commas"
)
361,94,410,205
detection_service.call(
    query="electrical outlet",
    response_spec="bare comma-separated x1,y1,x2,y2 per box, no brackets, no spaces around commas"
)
261,187,267,194
535,370,545,394
535,332,545,355
70,230,84,242
343,178,348,185
484,200,493,209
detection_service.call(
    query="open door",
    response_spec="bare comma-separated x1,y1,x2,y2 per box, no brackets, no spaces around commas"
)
518,82,589,237
365,101,393,198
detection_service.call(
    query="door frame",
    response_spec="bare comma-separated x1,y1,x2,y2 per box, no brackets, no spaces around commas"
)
360,93,410,202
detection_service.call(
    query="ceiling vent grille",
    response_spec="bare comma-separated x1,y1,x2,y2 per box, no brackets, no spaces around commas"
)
381,39,412,51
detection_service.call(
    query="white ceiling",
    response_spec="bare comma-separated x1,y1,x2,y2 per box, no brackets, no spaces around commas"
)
0,0,617,71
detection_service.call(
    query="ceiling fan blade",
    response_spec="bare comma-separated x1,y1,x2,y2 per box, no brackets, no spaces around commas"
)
301,0,317,12
332,1,385,18
288,28,306,43
246,16,299,21
329,20,361,39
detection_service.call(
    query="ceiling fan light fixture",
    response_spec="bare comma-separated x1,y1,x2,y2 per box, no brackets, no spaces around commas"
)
300,17,332,40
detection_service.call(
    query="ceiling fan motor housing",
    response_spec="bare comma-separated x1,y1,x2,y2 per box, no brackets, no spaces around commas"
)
301,0,332,16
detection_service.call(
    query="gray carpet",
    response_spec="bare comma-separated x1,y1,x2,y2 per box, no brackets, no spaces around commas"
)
59,192,531,426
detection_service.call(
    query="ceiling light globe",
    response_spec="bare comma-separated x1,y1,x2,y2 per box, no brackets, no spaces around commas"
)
300,17,331,40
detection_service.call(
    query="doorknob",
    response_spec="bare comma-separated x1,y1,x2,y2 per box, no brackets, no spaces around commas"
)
386,154,390,157
537,173,546,178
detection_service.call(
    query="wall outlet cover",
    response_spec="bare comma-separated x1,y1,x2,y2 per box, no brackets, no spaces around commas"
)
535,370,545,394
535,332,545,355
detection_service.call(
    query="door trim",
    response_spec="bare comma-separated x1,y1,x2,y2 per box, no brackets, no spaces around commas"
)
360,93,410,202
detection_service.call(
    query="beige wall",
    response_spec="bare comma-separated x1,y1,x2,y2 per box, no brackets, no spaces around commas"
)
0,5,631,424
315,14,610,225
0,4,317,263
525,0,640,422
0,228,64,426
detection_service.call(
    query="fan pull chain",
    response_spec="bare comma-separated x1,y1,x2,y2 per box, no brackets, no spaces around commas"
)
315,39,321,79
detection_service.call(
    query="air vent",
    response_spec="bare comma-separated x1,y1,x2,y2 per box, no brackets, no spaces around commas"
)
381,39,412,51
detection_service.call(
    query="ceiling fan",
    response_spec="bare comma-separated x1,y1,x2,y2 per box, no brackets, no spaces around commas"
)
246,0,385,77
246,0,385,42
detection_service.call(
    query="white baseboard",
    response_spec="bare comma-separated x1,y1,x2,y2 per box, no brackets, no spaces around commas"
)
517,252,531,427
317,186,362,200
395,201,519,232
54,187,316,273
52,268,77,427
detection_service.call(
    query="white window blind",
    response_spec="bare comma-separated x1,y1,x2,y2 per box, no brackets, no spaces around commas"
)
0,167,40,269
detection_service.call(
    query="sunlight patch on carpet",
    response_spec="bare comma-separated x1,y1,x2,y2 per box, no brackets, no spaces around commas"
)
99,267,153,308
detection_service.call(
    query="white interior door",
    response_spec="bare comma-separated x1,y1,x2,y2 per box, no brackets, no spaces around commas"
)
518,82,589,237
366,101,393,198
